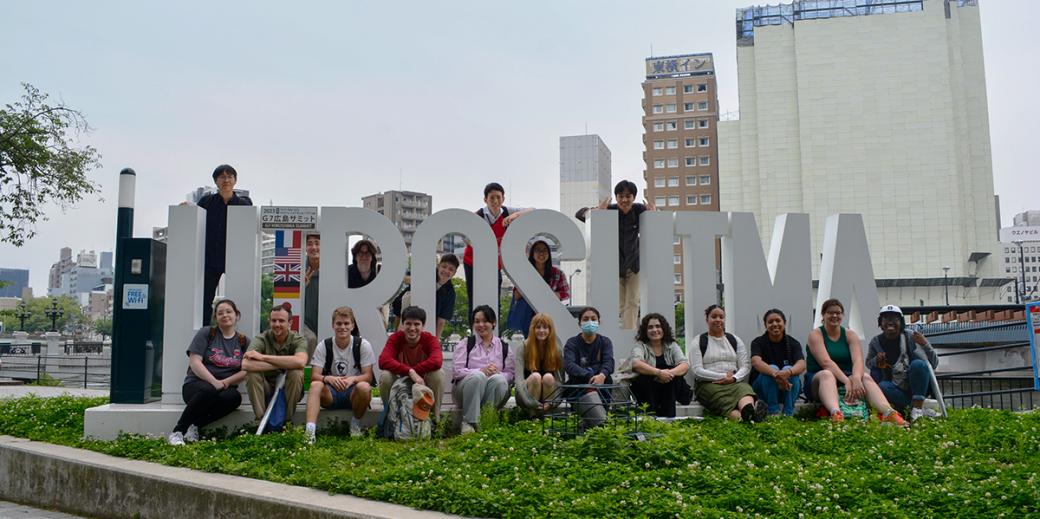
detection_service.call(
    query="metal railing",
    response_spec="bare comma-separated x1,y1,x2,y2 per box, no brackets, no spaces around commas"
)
0,354,111,389
934,342,1038,410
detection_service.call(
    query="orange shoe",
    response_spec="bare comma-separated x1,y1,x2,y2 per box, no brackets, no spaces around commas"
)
830,410,844,423
880,410,907,427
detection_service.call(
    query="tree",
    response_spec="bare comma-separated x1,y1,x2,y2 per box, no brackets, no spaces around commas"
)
93,317,113,339
0,296,83,333
0,83,102,246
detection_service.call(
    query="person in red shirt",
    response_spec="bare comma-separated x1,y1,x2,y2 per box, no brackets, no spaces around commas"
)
462,182,532,320
378,306,445,419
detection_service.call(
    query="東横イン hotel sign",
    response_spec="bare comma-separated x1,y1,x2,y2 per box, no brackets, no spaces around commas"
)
645,53,714,79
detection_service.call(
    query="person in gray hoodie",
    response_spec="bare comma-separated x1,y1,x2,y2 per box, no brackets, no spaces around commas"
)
866,305,939,422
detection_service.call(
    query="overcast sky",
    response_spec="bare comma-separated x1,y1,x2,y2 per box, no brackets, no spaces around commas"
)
1,0,1035,293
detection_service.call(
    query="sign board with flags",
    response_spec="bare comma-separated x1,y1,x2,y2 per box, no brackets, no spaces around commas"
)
273,229,304,331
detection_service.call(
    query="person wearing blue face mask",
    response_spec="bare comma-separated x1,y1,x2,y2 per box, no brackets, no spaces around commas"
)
563,306,615,429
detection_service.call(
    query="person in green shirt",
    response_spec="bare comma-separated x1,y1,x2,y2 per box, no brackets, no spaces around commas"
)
243,303,308,422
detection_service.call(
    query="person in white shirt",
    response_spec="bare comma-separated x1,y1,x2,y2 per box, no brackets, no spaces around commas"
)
688,305,768,422
304,306,375,443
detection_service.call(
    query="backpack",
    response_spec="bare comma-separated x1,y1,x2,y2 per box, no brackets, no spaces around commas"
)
699,332,738,357
322,336,361,377
377,377,432,441
465,335,509,369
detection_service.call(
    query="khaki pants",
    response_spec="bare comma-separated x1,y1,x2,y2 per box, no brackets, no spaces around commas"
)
246,369,305,421
379,368,445,420
619,271,640,329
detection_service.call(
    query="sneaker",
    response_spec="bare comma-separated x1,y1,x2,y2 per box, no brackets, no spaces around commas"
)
740,403,755,423
752,400,768,423
350,417,363,438
460,422,476,435
167,431,185,446
880,410,907,427
910,407,940,422
306,428,316,445
184,425,199,443
830,410,845,423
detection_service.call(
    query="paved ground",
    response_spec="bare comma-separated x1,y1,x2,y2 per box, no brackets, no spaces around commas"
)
0,501,85,519
0,385,107,400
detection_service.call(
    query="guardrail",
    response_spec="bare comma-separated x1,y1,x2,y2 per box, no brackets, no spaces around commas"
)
0,354,111,389
935,342,1037,410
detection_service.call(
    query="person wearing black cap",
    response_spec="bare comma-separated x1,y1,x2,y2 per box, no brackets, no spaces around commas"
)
866,304,940,422
197,164,252,325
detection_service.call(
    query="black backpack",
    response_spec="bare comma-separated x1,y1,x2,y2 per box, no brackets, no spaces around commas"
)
699,332,738,357
322,336,362,376
465,335,509,368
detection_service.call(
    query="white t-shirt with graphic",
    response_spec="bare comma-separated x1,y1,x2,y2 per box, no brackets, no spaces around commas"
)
311,337,375,378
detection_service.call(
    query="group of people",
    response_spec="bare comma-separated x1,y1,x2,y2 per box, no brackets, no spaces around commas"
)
169,166,940,445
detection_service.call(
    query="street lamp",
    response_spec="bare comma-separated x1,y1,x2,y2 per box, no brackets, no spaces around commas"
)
567,268,582,305
44,298,64,333
14,301,30,331
942,266,950,306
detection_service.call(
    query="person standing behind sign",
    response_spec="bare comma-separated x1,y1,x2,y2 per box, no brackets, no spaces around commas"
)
462,182,533,320
303,233,321,358
197,164,252,326
347,239,385,334
506,239,570,337
575,180,656,330
168,299,248,446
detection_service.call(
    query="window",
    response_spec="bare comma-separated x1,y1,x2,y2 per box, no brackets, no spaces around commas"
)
697,83,707,92
654,140,665,150
668,195,680,206
700,194,712,205
700,175,711,185
685,157,697,167
685,138,696,148
673,254,682,264
654,178,665,188
665,104,677,113
686,195,698,205
699,156,711,166
673,237,680,245
1005,247,1010,253
652,88,662,96
652,105,663,114
667,139,678,149
685,175,697,186
684,102,695,112
698,101,708,111
699,137,710,147
665,121,677,131
699,119,709,128
655,196,667,207
654,159,665,169
667,158,679,168
683,84,693,94
684,119,695,130
652,122,664,132
674,273,682,285
667,177,679,187
665,86,676,95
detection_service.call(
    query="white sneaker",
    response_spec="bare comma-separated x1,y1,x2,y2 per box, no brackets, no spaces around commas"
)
167,431,185,446
460,422,476,435
305,423,316,444
350,417,363,438
910,407,939,422
184,425,199,443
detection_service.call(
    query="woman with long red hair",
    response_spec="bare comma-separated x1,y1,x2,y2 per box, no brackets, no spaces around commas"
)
513,313,565,414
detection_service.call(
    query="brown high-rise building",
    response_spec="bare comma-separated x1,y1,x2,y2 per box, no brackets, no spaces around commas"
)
642,53,720,301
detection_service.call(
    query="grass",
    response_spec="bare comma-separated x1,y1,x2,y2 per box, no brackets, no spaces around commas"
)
0,396,1037,517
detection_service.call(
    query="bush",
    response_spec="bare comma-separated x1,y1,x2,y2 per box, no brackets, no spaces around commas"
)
0,396,1037,517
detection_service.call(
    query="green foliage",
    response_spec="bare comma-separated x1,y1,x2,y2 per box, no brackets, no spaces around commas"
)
674,302,684,336
0,296,84,333
2,396,1039,517
30,372,63,387
0,83,102,246
443,278,469,337
93,317,113,339
260,272,273,331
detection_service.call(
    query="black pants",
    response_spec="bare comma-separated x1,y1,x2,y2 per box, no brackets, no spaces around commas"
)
463,263,502,323
175,379,242,434
202,269,224,326
631,375,681,418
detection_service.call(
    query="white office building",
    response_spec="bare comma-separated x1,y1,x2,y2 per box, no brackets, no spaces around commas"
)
719,0,1005,307
560,134,612,305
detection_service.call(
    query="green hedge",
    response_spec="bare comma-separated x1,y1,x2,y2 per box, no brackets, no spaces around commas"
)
0,396,1037,517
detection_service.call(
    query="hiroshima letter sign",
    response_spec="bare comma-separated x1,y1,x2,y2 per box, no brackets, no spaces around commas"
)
158,204,878,403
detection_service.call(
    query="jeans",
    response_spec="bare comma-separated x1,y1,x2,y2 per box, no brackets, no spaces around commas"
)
877,359,931,411
751,365,802,416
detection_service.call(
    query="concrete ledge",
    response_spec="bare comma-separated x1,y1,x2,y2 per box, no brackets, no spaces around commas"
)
0,435,460,519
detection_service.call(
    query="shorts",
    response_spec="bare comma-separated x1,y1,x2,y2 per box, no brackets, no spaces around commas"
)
322,384,356,410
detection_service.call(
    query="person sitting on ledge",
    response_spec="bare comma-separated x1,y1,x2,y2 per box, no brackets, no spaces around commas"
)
304,306,375,443
168,299,248,446
805,298,906,426
243,303,308,424
563,306,615,430
622,313,691,418
689,305,767,423
378,306,445,421
513,313,565,416
749,308,806,417
452,305,515,434
866,304,939,423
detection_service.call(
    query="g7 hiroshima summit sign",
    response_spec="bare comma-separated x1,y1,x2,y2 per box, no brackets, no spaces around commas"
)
159,205,880,404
